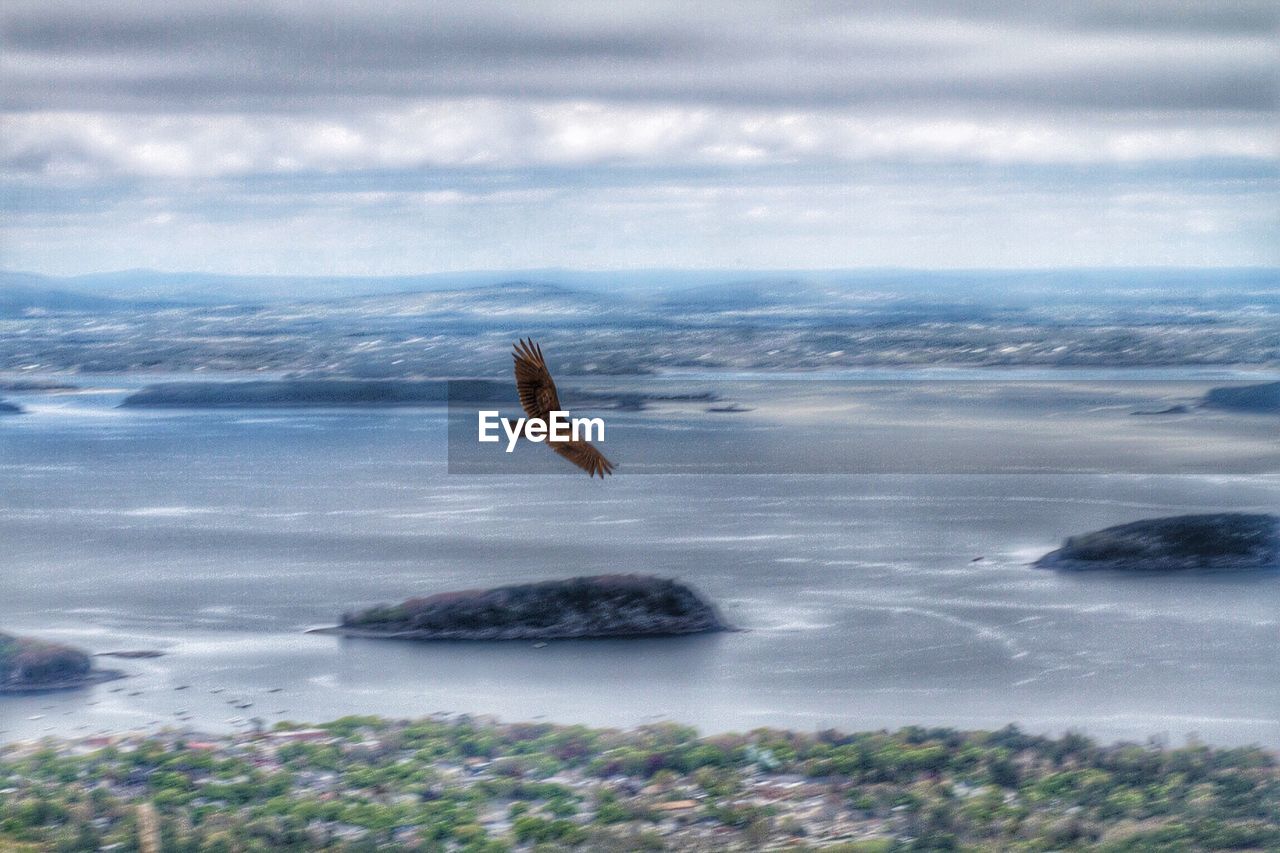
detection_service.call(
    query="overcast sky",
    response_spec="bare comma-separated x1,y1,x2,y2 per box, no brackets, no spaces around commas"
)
1,0,1276,275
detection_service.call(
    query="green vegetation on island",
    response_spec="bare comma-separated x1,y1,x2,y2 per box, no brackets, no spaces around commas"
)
0,716,1276,851
1035,514,1279,572
0,632,118,692
331,575,727,640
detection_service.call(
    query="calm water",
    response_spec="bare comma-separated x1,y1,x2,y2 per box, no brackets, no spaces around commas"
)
1,373,1277,746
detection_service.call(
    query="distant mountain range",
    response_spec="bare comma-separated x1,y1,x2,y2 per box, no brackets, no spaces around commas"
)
335,281,634,324
2,268,759,306
2,268,1277,372
3,267,1278,312
0,273,137,315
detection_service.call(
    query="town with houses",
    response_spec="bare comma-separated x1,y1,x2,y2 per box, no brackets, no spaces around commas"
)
0,714,1275,851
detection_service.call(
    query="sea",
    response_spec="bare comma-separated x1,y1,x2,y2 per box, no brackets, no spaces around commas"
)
1,370,1277,747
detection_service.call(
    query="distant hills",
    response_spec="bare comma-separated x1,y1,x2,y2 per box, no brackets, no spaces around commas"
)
4,267,1278,309
335,281,634,324
2,267,1278,372
0,273,136,315
3,268,757,306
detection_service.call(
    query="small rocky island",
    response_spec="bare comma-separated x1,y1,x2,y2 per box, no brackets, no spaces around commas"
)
0,380,79,392
1200,380,1280,414
0,632,123,692
1035,513,1279,572
119,379,458,408
323,575,728,640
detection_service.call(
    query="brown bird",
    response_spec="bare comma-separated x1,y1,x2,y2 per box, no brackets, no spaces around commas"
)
512,338,615,478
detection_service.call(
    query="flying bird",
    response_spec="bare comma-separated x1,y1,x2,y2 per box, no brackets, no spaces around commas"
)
512,338,615,478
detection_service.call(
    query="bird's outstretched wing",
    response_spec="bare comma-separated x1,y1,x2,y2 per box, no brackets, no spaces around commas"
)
553,440,615,479
513,338,561,421
512,338,614,478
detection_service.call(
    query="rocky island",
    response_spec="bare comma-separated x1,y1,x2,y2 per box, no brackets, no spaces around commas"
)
1200,380,1280,413
1035,513,1279,572
0,380,79,392
321,575,728,640
0,632,123,692
119,379,459,408
118,378,715,411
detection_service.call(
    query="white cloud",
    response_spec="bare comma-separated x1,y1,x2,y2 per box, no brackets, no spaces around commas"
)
0,0,1274,272
4,102,1275,181
3,163,1275,274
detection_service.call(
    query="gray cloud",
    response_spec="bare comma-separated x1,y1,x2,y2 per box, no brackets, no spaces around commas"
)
1,0,1275,273
2,1,1275,112
3,105,1274,184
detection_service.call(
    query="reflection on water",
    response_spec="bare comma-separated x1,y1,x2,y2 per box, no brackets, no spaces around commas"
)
0,375,1277,746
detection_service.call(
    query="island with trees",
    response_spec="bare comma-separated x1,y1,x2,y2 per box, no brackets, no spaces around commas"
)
322,575,728,641
1035,513,1279,572
0,715,1276,851
0,631,122,692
